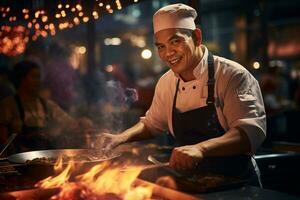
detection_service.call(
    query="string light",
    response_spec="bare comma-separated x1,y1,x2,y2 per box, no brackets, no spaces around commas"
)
83,17,89,23
73,17,80,25
116,0,122,10
0,0,142,56
76,4,82,11
42,16,48,22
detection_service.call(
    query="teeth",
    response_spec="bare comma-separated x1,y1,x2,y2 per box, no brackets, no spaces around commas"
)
169,58,180,65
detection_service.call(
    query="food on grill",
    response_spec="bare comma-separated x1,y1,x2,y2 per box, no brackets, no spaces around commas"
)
191,174,226,188
176,174,238,193
25,153,108,164
25,157,56,164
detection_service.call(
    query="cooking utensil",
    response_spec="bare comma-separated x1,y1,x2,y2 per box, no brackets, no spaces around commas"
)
147,155,183,178
7,149,120,164
0,133,17,157
147,155,169,166
6,149,121,178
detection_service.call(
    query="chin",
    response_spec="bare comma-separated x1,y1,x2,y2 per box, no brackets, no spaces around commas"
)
170,65,183,74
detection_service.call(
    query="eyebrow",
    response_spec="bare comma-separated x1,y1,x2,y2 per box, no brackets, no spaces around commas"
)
155,34,181,46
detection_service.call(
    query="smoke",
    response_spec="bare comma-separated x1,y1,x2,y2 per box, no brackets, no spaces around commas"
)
99,80,139,133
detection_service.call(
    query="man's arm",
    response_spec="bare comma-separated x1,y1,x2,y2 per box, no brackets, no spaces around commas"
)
96,121,154,150
197,127,251,156
169,127,251,170
118,121,154,144
95,122,152,149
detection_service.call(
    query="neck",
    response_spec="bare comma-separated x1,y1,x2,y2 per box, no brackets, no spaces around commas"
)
180,46,204,82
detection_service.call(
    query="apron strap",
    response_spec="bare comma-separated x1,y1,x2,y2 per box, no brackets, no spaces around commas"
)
207,52,215,105
172,79,180,110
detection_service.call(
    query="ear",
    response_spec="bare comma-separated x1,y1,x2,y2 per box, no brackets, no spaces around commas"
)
193,28,202,46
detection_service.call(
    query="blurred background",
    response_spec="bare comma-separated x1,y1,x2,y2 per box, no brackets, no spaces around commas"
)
0,0,300,194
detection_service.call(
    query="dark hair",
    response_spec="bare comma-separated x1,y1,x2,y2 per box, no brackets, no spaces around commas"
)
178,28,199,43
178,28,193,36
12,60,41,89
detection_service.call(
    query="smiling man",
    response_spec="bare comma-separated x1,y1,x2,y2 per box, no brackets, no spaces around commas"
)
96,3,266,186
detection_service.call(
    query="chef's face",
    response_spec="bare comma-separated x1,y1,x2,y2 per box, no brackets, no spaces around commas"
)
155,28,201,80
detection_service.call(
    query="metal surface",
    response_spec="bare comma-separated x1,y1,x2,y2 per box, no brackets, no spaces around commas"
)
147,155,169,167
147,155,183,178
7,149,120,164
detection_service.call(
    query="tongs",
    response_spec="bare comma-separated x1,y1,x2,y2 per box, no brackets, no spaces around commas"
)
147,155,183,178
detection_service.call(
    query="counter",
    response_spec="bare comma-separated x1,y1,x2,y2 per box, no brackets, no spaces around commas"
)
199,186,299,200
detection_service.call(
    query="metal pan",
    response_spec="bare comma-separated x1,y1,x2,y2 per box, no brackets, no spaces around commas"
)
7,148,120,164
6,149,121,178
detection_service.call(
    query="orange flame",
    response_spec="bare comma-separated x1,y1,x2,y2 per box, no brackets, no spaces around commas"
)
36,161,153,200
54,155,64,172
36,160,74,188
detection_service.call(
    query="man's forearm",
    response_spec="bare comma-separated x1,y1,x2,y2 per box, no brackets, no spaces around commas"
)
120,121,154,143
197,127,251,157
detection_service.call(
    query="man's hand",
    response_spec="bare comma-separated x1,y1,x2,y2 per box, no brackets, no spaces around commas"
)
169,144,204,171
94,132,125,151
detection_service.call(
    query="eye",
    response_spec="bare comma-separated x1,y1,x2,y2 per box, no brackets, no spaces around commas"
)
171,38,180,45
156,45,165,50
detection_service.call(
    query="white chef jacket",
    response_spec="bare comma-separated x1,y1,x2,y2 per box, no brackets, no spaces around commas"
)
140,45,266,154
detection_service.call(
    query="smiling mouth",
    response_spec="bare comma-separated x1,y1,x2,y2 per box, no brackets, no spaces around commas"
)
169,57,182,66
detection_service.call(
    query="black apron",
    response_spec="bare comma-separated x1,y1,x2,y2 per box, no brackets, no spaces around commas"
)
171,52,261,186
14,95,53,152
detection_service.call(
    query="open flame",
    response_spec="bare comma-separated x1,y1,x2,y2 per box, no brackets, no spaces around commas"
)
35,159,153,200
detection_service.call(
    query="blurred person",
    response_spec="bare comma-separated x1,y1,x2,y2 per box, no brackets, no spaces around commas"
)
260,63,291,114
0,60,93,154
0,66,15,100
42,42,79,111
260,64,293,144
95,3,266,186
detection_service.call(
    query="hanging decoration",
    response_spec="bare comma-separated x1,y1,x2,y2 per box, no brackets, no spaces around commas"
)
0,0,140,56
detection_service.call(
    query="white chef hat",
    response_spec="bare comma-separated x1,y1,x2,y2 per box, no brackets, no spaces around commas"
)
153,3,197,34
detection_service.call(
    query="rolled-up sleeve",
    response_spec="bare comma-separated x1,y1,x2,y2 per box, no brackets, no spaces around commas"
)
140,79,169,135
223,70,266,153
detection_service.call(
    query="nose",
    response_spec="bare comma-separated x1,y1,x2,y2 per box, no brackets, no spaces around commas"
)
166,46,175,58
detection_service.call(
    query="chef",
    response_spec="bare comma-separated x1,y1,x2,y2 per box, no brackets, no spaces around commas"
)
96,3,266,186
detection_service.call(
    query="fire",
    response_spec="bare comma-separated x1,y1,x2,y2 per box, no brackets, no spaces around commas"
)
36,160,153,200
35,158,74,188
